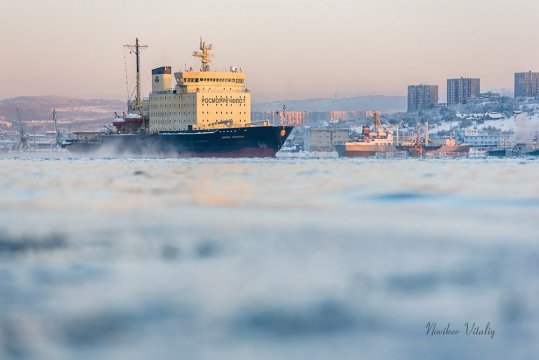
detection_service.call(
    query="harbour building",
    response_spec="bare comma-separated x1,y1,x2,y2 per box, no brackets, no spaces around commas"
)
304,128,349,152
514,71,539,98
407,85,438,112
447,78,480,105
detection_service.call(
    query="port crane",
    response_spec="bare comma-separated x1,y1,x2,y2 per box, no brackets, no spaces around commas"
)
16,107,30,151
52,109,64,148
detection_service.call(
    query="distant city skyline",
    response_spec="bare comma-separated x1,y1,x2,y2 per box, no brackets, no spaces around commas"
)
1,0,538,102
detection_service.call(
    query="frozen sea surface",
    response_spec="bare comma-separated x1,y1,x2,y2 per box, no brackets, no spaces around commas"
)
0,155,538,359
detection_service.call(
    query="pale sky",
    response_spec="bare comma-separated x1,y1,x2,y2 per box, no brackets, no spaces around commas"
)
1,0,538,102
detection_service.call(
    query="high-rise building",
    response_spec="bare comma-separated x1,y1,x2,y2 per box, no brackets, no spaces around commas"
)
514,71,539,98
407,85,438,112
447,78,480,105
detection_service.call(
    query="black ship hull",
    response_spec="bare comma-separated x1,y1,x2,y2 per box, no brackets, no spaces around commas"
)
62,126,294,157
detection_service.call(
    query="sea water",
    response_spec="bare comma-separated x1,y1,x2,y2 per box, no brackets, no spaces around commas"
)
0,155,538,359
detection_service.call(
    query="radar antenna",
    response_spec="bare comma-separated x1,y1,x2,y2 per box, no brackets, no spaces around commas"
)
193,38,213,72
124,38,148,113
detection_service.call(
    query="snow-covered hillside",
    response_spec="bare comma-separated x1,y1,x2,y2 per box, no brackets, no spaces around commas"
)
430,111,539,142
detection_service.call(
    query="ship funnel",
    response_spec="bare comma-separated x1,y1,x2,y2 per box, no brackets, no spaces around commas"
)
152,67,172,93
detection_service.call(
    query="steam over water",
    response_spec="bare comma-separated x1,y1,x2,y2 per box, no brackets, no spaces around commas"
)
0,155,538,359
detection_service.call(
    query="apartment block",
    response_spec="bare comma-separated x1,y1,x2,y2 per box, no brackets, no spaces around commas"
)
515,71,539,98
447,78,480,105
407,85,438,112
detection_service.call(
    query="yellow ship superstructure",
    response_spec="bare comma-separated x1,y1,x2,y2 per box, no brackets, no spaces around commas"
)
146,39,251,133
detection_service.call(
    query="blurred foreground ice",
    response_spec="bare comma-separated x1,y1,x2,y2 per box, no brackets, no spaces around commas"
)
0,156,538,359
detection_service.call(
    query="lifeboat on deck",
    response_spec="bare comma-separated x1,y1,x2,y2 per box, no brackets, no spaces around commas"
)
112,116,126,128
124,113,143,124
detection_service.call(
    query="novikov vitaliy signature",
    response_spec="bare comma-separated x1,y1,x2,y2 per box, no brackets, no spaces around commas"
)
426,322,495,339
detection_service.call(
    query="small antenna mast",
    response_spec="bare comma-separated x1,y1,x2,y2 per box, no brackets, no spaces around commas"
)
122,47,131,105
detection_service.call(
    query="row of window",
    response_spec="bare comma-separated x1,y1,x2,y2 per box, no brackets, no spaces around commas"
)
154,119,190,124
151,95,194,100
152,109,249,115
153,119,246,123
200,111,248,115
194,88,244,92
151,104,194,109
184,78,244,83
150,100,247,108
200,103,247,107
199,119,247,123
152,103,247,108
152,111,194,116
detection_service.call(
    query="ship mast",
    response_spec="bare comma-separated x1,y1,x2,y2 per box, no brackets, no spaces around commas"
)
193,38,213,72
124,38,147,113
